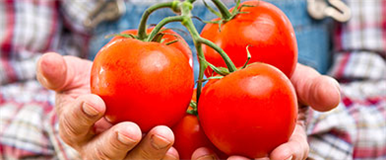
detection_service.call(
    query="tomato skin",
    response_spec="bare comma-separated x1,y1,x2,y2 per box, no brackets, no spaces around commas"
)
198,63,298,158
173,114,228,160
201,0,297,78
173,114,214,160
91,36,194,133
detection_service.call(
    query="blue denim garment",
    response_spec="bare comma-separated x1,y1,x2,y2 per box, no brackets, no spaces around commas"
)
89,0,333,79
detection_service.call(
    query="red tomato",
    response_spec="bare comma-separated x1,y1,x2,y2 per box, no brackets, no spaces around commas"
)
91,30,194,132
173,114,215,160
198,62,298,158
201,0,297,78
173,90,227,160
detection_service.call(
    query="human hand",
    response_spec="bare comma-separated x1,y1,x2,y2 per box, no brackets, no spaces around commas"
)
191,63,341,160
37,52,179,160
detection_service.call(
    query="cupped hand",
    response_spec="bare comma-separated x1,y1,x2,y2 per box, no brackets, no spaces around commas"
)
192,63,341,160
36,52,179,160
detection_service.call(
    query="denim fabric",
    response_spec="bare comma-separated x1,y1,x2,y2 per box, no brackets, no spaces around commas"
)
89,0,333,77
267,0,333,74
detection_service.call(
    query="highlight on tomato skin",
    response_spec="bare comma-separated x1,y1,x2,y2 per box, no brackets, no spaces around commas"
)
198,62,298,158
90,30,195,133
201,0,298,78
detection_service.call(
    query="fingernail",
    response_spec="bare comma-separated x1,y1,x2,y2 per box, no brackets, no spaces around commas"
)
151,135,171,150
40,76,49,85
161,153,178,160
82,102,99,117
196,155,216,160
285,155,293,160
117,132,137,145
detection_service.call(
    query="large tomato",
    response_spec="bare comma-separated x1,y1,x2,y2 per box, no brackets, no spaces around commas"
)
201,0,297,78
91,29,194,132
198,62,297,158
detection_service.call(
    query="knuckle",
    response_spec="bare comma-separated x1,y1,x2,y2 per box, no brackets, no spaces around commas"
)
60,115,84,137
94,146,115,160
58,127,73,146
137,147,162,160
58,124,82,151
108,136,127,152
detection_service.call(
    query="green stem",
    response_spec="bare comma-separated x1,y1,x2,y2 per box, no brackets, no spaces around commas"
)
187,0,197,3
178,0,236,101
137,1,179,40
194,41,206,101
182,18,205,100
146,16,185,42
197,37,237,72
177,1,204,101
211,0,232,19
187,100,198,116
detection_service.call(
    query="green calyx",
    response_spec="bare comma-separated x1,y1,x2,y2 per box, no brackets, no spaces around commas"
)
205,0,256,31
186,100,198,116
242,45,252,69
105,33,137,39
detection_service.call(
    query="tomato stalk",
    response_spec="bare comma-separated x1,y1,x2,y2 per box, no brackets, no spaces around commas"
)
179,1,237,101
146,16,185,42
211,0,232,19
137,1,180,40
206,0,250,26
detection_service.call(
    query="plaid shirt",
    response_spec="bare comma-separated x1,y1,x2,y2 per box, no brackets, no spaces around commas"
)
0,0,95,159
1,0,385,160
0,0,95,85
307,0,386,160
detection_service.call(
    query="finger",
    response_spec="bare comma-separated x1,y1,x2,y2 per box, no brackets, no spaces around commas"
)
36,52,67,91
82,122,142,160
36,52,93,92
58,94,106,148
227,155,250,160
290,63,341,111
192,147,217,160
269,125,309,160
161,147,179,160
126,125,174,160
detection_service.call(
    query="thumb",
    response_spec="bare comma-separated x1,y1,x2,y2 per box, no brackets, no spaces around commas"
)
290,64,341,112
36,52,67,91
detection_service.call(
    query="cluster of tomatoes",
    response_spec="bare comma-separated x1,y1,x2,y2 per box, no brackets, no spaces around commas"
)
90,1,298,159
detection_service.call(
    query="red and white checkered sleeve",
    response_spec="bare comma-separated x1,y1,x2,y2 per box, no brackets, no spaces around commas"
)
306,81,386,160
0,81,81,160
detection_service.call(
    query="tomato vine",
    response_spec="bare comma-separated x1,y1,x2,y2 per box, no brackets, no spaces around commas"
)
135,0,240,101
